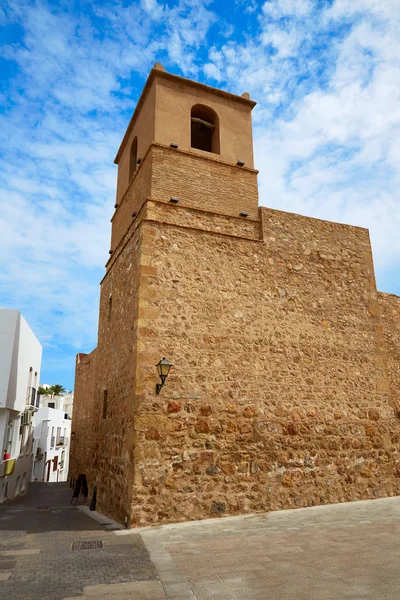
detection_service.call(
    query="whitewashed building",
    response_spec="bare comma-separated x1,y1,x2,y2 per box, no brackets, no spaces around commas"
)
32,394,73,482
0,310,42,502
41,391,73,418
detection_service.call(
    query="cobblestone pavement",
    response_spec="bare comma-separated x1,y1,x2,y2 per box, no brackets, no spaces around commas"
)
0,482,157,600
2,488,400,599
132,496,400,600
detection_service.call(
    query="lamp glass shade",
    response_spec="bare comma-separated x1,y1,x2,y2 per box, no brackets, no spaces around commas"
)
156,357,173,378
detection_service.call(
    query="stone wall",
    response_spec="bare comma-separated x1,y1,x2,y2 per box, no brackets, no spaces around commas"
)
379,292,400,413
92,223,144,525
150,144,259,220
111,143,259,255
111,152,152,251
128,206,400,526
72,199,400,528
70,222,143,525
68,349,97,486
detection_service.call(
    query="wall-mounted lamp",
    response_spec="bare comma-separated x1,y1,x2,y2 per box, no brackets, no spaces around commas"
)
240,211,248,217
114,203,119,209
109,250,113,255
237,160,245,166
170,142,179,148
155,357,173,395
169,197,179,204
137,158,142,164
132,211,137,217
71,431,76,441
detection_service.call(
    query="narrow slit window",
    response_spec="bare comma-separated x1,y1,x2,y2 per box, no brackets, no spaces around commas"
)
102,390,108,420
129,137,138,181
108,295,112,322
191,105,220,154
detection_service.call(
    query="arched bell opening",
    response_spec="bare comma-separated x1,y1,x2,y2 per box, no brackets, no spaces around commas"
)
191,105,220,154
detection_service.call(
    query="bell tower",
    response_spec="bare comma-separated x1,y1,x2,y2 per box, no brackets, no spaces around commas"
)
109,63,259,256
73,64,262,527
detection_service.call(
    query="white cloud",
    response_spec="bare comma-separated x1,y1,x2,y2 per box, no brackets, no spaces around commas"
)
263,0,312,18
141,0,165,20
204,61,222,80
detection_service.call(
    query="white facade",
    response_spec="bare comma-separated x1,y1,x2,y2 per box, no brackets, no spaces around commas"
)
41,391,74,419
0,310,42,502
32,399,72,483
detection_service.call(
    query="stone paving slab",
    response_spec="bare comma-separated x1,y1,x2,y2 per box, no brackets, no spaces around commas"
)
0,548,41,555
83,580,167,597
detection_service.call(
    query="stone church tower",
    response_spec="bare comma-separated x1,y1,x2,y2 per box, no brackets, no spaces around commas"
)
70,64,400,528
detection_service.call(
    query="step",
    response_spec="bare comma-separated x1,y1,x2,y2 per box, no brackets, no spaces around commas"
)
82,580,166,598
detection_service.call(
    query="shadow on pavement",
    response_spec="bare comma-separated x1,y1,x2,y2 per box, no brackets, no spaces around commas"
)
0,482,101,533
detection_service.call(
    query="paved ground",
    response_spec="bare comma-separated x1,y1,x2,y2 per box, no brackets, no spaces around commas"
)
0,483,157,600
135,496,400,600
1,485,400,599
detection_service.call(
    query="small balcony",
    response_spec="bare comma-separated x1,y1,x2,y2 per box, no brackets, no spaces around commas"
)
27,387,39,410
57,437,68,447
1,458,16,477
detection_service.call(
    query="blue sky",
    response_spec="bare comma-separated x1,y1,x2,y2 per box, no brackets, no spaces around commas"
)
1,0,399,389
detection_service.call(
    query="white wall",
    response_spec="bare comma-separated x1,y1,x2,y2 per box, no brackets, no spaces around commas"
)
0,310,42,502
32,407,71,483
0,310,19,409
0,311,42,413
41,392,74,417
14,315,42,413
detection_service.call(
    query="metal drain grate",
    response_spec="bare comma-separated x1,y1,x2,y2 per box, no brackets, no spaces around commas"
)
71,540,103,551
36,506,49,510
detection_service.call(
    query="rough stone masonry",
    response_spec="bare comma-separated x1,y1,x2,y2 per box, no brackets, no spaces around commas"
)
69,63,400,528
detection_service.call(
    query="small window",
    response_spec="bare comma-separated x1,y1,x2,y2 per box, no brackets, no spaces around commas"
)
108,295,112,322
48,402,55,409
4,420,14,459
191,105,220,154
129,137,138,181
102,390,108,419
19,426,27,455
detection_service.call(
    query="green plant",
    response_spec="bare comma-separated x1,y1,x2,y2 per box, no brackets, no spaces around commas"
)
49,384,66,396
